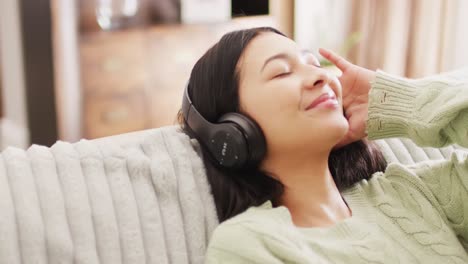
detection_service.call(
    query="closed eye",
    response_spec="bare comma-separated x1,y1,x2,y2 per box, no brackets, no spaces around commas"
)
274,72,291,79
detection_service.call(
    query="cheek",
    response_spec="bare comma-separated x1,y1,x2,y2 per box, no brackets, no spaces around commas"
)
331,77,343,100
240,80,348,149
241,84,298,120
242,90,300,142
246,96,292,131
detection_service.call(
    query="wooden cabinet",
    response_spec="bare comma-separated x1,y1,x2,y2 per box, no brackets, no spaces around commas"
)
145,24,221,130
80,30,151,138
84,89,148,138
79,16,276,139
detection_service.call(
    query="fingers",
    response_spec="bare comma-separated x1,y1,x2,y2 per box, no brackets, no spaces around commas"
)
333,135,352,150
319,48,351,72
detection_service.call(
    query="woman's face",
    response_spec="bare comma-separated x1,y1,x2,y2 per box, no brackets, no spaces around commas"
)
237,32,348,158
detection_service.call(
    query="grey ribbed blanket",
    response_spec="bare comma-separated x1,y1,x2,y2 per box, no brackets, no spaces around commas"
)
0,126,218,264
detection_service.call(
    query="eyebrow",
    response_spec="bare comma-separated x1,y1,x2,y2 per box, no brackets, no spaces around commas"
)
260,49,315,73
261,53,291,73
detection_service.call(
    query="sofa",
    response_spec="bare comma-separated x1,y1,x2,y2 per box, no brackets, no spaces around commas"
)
0,125,464,264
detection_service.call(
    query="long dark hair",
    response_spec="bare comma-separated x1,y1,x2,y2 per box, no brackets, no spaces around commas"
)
177,27,387,222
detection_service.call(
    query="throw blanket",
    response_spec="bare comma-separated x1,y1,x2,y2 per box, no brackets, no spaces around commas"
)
0,126,218,264
0,125,463,264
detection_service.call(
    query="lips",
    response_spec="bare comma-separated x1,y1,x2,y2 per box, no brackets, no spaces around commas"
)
305,91,337,110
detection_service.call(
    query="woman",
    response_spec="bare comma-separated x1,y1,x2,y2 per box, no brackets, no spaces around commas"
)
178,27,468,263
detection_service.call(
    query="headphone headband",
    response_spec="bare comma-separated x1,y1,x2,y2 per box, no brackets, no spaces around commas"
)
182,84,211,141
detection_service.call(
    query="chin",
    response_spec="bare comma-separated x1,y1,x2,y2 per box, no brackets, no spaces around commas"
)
323,116,349,144
298,118,348,149
328,113,348,130
283,116,349,151
337,116,349,135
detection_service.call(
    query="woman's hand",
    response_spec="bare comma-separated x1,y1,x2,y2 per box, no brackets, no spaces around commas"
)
319,48,376,148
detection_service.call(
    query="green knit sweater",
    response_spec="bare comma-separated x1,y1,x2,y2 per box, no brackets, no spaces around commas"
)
205,69,468,263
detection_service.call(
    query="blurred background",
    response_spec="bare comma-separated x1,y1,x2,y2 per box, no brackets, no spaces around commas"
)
1,0,467,150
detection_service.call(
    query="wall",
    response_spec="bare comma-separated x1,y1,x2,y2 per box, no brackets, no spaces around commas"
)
0,0,30,150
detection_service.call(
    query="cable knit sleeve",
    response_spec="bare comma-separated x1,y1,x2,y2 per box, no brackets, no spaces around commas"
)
366,68,468,250
367,68,468,148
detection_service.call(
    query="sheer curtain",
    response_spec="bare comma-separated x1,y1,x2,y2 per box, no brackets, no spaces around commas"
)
294,0,352,60
295,0,468,77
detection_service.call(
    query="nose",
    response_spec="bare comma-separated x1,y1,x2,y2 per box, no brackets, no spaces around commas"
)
301,67,331,90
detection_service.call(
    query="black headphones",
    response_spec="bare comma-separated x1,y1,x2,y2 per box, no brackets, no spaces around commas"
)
181,83,266,170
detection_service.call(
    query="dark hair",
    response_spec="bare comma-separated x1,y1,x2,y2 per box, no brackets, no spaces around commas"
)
177,27,387,222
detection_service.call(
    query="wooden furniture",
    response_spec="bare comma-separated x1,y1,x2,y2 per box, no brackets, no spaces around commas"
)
79,16,277,139
50,0,293,141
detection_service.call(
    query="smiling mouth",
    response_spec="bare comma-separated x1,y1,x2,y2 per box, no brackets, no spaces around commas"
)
305,92,338,110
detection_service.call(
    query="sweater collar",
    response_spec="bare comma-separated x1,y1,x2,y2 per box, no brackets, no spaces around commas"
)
257,180,378,237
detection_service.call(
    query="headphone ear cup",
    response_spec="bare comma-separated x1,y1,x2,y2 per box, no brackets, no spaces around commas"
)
206,122,249,169
218,113,266,168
